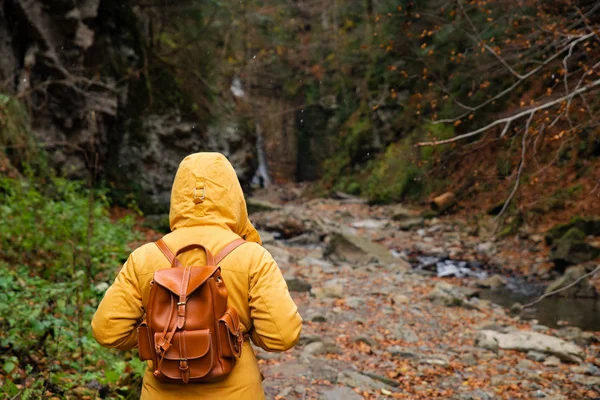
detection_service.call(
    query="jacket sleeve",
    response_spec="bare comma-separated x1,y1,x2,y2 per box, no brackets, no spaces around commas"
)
248,247,302,352
91,252,143,350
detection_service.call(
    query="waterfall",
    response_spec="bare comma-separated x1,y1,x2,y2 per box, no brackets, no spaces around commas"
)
255,123,272,187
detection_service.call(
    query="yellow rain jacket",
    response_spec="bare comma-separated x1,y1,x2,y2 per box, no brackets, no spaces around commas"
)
91,152,302,399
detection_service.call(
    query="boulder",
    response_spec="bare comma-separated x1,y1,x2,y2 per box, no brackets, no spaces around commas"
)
549,227,600,268
337,370,394,392
245,198,281,214
389,323,419,343
390,205,419,221
476,330,585,363
351,219,389,229
263,244,294,264
285,277,312,292
545,217,600,246
325,232,394,265
426,282,479,308
477,275,507,290
311,279,345,299
544,265,597,298
397,217,425,231
257,230,276,244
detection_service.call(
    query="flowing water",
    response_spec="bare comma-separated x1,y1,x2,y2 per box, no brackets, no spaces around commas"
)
415,256,600,331
480,283,600,331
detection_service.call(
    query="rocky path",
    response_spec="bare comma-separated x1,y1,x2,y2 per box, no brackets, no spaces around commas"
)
247,197,600,399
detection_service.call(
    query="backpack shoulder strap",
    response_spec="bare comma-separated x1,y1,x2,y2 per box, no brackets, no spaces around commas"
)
155,239,183,268
214,239,247,265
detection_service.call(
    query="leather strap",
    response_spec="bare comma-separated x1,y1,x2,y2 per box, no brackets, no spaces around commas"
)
155,239,183,268
177,267,191,329
214,239,247,265
175,244,216,266
155,238,246,267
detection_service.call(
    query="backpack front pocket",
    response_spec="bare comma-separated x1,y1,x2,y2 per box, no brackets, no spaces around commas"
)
155,329,213,381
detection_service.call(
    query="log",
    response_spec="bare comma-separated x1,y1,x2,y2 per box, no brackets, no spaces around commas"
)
431,192,457,213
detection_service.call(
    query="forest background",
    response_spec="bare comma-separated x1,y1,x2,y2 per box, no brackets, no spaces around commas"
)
0,0,599,398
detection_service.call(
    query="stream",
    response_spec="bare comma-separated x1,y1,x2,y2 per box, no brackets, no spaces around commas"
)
414,256,600,331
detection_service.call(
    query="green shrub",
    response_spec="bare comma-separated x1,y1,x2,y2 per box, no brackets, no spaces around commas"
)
0,175,143,399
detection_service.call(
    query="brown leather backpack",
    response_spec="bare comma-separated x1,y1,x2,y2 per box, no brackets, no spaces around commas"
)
137,238,246,383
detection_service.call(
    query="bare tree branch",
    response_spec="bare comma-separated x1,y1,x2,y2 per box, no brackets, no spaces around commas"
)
430,32,595,125
493,112,533,228
417,77,600,147
520,265,600,310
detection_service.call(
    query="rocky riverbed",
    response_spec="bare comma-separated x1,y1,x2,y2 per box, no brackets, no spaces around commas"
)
244,194,600,399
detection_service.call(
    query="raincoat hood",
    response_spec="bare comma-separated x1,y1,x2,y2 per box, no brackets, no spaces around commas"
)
169,152,261,244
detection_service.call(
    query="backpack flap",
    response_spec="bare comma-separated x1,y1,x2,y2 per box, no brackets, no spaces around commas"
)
153,265,220,297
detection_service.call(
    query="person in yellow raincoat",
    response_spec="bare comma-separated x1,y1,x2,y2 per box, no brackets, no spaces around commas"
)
91,152,302,399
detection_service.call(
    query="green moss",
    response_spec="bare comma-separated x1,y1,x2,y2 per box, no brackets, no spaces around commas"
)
365,140,424,204
0,94,46,171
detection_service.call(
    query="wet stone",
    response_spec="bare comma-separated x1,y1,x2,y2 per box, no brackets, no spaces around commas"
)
527,351,548,362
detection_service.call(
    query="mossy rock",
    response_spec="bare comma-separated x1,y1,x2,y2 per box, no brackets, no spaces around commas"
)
545,217,600,245
550,228,600,269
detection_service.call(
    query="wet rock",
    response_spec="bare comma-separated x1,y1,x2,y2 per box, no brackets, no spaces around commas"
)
287,232,321,246
303,341,326,356
361,371,400,387
420,355,450,367
527,351,548,362
543,356,561,367
390,205,419,221
571,363,600,376
298,334,322,346
325,232,394,265
337,370,394,391
246,198,281,213
386,346,420,359
455,389,495,400
311,280,345,299
306,311,327,322
571,374,600,386
302,341,341,357
398,217,424,231
354,335,377,347
264,244,294,264
556,326,597,346
351,219,389,229
516,359,536,370
285,277,312,292
257,230,276,244
544,265,597,298
389,323,419,343
345,296,366,308
299,256,334,270
392,294,410,305
427,282,479,308
320,386,363,400
476,330,584,363
476,241,497,257
460,353,477,366
477,275,506,290
550,228,600,267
